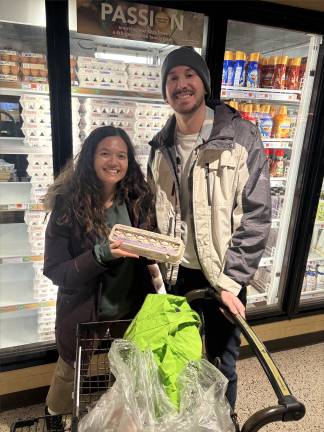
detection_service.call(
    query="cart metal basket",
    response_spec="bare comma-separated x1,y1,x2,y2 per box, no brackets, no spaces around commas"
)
11,289,305,432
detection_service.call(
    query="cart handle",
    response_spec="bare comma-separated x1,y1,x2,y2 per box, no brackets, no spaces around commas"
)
185,288,305,432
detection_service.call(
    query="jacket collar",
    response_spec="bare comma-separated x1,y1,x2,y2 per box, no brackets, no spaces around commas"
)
149,100,240,151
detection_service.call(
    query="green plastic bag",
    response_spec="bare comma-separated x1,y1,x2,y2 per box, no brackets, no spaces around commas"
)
124,294,202,408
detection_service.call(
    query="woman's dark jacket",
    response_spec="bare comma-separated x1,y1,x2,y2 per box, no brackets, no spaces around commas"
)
43,203,155,367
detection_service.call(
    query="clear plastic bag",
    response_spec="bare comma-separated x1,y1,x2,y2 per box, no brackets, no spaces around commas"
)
78,339,235,432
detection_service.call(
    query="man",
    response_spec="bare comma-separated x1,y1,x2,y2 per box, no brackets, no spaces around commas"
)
147,46,271,412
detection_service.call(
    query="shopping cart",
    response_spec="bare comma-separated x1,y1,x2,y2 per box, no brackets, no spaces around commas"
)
11,288,305,432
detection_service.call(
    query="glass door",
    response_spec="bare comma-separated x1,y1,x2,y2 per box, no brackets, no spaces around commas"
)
220,20,322,313
300,178,324,305
68,2,208,167
0,0,56,351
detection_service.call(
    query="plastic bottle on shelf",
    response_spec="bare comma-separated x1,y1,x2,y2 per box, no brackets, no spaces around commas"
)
264,148,273,171
286,57,302,90
316,264,324,289
222,51,234,85
227,100,239,110
274,149,285,177
299,57,307,90
273,55,289,89
306,265,317,292
246,52,261,88
261,56,277,88
272,105,291,138
240,104,257,124
233,51,247,87
269,104,277,119
258,104,273,138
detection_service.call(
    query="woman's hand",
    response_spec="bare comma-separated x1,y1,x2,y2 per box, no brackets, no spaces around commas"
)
109,240,139,259
220,290,246,318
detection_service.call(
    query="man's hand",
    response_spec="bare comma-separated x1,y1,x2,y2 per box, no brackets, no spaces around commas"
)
220,290,245,318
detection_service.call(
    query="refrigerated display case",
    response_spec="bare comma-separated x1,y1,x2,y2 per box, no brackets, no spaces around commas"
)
299,178,324,302
219,19,323,313
1,0,323,378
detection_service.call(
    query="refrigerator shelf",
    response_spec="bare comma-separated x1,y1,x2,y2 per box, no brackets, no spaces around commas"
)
270,177,286,187
0,299,55,314
221,86,301,103
0,255,43,265
301,287,324,298
0,137,52,155
0,81,49,96
72,86,164,102
263,140,293,149
0,203,45,212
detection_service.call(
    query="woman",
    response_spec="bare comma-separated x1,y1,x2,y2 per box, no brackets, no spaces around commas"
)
43,126,161,428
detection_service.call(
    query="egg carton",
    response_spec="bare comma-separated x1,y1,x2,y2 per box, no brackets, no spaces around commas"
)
38,322,55,333
39,331,55,342
109,224,184,264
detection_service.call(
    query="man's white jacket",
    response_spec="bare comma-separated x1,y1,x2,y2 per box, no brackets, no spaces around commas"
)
147,101,271,296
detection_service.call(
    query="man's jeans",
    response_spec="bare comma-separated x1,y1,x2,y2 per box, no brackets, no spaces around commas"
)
171,265,247,409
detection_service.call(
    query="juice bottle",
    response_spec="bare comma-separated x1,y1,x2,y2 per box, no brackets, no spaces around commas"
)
286,57,301,90
273,55,288,89
258,104,273,138
261,56,277,88
240,104,257,124
227,100,239,110
233,51,247,87
299,57,307,90
269,104,277,120
252,103,261,124
222,51,234,85
272,105,291,138
274,149,285,177
264,148,273,171
246,52,260,88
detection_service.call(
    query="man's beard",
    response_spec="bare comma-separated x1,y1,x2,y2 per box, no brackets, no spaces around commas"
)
173,92,205,115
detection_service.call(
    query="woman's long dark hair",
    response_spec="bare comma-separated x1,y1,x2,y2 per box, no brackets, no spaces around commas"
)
44,126,155,237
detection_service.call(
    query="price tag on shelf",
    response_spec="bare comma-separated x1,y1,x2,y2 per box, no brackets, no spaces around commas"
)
221,86,300,102
21,82,49,93
270,178,286,188
263,141,292,149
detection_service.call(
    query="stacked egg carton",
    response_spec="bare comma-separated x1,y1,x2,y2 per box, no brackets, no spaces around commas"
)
24,209,47,256
20,95,53,202
128,64,161,93
79,98,137,143
33,261,57,342
77,57,128,90
0,49,20,83
72,97,82,154
37,305,56,342
134,103,172,170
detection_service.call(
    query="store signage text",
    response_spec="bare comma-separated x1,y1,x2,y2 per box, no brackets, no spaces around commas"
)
101,3,184,32
77,0,204,47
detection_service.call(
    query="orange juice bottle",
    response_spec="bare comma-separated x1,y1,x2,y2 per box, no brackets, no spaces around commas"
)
272,105,291,138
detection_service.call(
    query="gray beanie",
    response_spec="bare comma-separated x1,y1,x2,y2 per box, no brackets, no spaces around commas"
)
161,46,211,99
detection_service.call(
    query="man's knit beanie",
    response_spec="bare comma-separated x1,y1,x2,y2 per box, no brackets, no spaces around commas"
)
161,46,211,99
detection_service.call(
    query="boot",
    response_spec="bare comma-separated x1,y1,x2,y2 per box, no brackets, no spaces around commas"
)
45,406,64,431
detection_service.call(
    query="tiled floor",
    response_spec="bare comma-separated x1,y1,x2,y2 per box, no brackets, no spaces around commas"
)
1,342,323,431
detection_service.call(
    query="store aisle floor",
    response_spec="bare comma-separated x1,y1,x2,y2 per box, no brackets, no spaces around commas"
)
1,342,323,432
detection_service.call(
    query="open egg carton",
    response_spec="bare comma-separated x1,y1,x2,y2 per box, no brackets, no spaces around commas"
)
109,224,184,264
